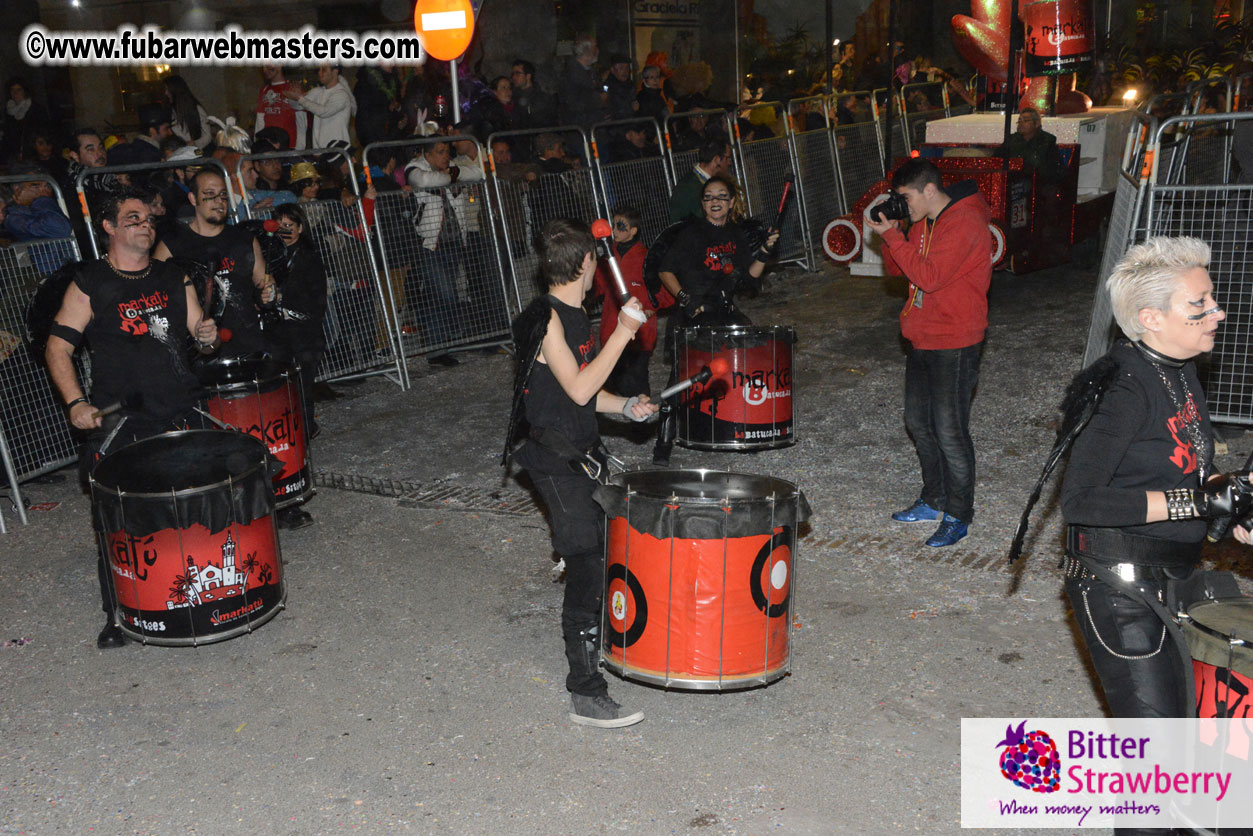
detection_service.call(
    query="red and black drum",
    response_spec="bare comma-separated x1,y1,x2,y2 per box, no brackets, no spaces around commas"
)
200,357,311,508
90,430,285,646
595,469,810,690
1182,598,1253,719
673,325,796,451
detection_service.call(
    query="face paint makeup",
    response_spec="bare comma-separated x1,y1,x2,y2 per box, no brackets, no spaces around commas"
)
1186,305,1223,321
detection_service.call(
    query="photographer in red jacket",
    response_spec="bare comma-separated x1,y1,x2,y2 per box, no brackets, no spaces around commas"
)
867,158,993,548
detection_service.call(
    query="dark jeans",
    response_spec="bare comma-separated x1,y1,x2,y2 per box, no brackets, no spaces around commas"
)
528,471,608,698
903,342,982,522
407,245,462,347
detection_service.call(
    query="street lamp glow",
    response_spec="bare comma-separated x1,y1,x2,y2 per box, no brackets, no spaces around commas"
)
1122,88,1138,103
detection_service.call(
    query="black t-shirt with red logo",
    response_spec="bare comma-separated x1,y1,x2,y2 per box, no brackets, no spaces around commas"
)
515,297,598,474
161,224,269,358
1061,341,1214,544
658,218,754,310
75,258,199,423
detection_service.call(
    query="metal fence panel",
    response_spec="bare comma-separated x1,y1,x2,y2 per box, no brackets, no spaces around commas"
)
737,102,810,267
365,137,512,358
591,118,672,247
832,93,886,212
787,96,844,262
487,126,602,317
0,174,88,525
900,82,951,153
241,148,407,387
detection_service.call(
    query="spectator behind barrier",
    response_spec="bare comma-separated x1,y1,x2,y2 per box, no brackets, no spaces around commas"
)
255,64,308,150
288,63,357,149
2,77,49,163
354,63,402,149
0,161,74,275
635,65,672,123
511,59,555,129
668,137,731,223
557,37,606,129
605,55,637,121
164,76,212,150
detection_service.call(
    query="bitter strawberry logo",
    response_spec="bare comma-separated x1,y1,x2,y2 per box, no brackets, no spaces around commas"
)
996,721,1061,793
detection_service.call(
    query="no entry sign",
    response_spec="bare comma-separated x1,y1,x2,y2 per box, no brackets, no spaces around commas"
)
414,0,475,61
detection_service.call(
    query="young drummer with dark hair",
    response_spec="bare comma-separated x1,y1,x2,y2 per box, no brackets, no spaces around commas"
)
504,218,658,728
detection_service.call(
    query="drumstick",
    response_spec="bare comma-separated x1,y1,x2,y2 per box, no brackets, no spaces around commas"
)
91,393,143,420
590,219,633,306
771,172,796,231
659,365,712,401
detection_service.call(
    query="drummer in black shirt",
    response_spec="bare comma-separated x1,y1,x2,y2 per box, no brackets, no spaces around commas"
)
153,169,277,359
44,187,220,649
653,176,778,464
505,219,657,728
657,176,777,328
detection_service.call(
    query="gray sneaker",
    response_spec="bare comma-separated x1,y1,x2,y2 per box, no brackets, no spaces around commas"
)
569,693,644,728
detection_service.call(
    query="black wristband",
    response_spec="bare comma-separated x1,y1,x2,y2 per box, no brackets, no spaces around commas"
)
65,396,88,411
676,289,691,306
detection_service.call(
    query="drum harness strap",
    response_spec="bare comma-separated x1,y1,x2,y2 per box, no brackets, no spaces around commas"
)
527,427,623,486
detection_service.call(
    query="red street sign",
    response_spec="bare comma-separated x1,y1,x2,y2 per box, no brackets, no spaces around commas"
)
414,0,475,62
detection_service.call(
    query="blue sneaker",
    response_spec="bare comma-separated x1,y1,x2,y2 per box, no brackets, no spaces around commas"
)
891,499,942,523
926,514,969,547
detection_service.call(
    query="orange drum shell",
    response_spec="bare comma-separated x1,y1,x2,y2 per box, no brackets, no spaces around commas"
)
603,516,793,689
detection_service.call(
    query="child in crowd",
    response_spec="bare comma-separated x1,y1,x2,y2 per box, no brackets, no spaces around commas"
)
594,204,671,398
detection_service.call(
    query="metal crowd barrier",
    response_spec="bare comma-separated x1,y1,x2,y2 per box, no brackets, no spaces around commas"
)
239,147,408,389
1081,107,1253,425
830,90,885,216
787,96,844,264
590,117,672,246
737,101,811,268
486,125,601,316
663,109,743,192
363,135,513,360
0,174,86,526
899,81,953,153
76,156,235,257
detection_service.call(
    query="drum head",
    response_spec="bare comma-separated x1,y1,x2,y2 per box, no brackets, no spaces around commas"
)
199,356,289,386
616,468,799,503
1188,598,1253,643
93,429,269,495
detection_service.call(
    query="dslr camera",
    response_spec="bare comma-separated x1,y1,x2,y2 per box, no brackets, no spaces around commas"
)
869,191,909,223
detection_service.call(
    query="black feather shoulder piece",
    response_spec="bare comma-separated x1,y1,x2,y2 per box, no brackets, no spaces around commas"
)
501,296,555,466
1007,352,1123,564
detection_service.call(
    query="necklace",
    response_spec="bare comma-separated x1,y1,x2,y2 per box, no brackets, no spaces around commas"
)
105,254,151,280
1135,342,1208,482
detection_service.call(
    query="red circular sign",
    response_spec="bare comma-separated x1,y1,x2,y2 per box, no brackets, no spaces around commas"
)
414,0,475,62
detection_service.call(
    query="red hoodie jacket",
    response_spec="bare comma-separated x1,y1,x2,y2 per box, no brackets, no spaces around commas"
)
881,180,992,350
593,239,672,352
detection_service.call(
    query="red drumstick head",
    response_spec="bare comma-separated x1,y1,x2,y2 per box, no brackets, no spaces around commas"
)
709,356,730,377
263,219,280,234
591,218,613,239
218,327,233,343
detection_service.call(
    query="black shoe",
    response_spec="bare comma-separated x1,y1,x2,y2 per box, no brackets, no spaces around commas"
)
96,622,127,649
277,507,315,530
308,420,321,441
427,353,459,368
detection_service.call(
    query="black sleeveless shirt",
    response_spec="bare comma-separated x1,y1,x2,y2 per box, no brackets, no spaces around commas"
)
161,224,269,357
76,258,199,423
516,297,598,473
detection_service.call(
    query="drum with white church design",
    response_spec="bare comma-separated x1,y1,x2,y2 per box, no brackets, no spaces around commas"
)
90,430,286,646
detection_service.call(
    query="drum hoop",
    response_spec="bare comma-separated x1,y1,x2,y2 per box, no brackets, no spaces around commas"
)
91,429,270,501
1182,597,1253,646
616,467,801,505
678,324,795,339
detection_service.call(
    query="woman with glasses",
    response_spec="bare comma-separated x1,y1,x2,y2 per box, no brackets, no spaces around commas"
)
656,176,777,328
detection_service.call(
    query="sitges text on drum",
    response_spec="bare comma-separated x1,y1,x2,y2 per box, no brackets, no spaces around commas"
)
733,366,792,405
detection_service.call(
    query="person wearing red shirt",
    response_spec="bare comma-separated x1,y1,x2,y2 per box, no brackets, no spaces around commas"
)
593,205,670,398
254,64,308,150
868,158,992,548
